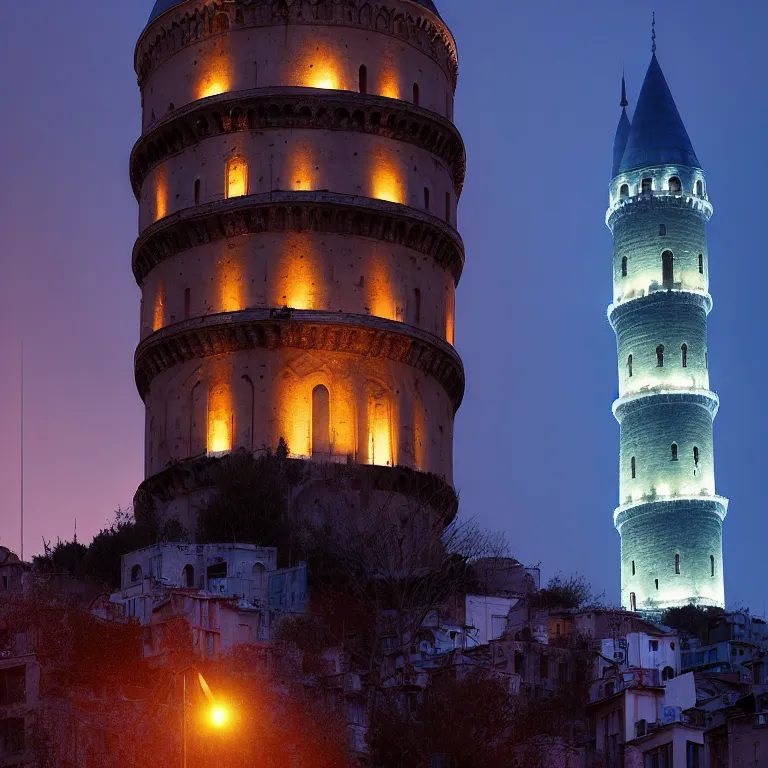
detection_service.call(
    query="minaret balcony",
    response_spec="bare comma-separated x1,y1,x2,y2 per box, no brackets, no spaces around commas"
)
608,288,713,326
606,190,713,228
613,494,729,528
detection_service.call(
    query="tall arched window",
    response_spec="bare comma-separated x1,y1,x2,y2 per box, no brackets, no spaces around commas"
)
675,554,680,574
671,443,678,461
681,344,688,368
252,563,266,589
631,456,636,479
131,565,143,583
311,385,331,456
621,256,628,277
699,254,704,274
226,156,248,199
627,354,633,377
368,385,393,467
696,180,704,196
662,250,674,287
659,223,667,236
620,183,629,199
668,177,682,193
413,82,420,106
183,565,195,588
359,64,368,94
656,345,665,367
423,187,430,211
630,592,637,611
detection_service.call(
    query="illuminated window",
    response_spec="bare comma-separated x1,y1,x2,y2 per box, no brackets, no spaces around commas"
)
662,250,674,286
696,180,704,196
184,288,191,320
671,443,678,461
631,456,636,479
630,592,637,611
675,554,680,574
627,354,633,377
668,176,682,193
131,565,143,582
413,82,420,106
620,183,629,199
207,385,232,453
699,254,704,274
631,560,636,575
681,343,688,368
621,256,628,277
445,192,451,224
368,387,392,467
656,345,665,367
414,288,421,324
359,64,368,94
311,385,331,456
659,223,667,236
423,187,430,211
213,12,230,33
183,565,195,588
641,177,652,193
194,179,201,205
226,156,248,199
711,555,715,577
693,446,699,467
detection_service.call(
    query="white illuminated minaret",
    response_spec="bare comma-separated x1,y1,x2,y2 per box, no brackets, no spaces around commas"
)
607,37,727,611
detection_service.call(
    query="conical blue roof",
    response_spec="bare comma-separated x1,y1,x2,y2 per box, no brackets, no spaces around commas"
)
148,0,442,24
617,54,700,174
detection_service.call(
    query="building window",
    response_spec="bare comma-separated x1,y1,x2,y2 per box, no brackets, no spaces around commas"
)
312,385,331,456
414,288,422,324
621,256,628,277
656,344,665,367
194,178,201,205
675,554,681,574
693,446,700,467
252,563,266,589
627,353,633,377
641,177,652,193
131,565,143,582
630,592,637,611
662,250,674,286
659,223,667,236
620,183,629,199
413,82,420,106
226,156,248,199
655,579,659,591
671,443,678,461
687,741,703,768
184,288,191,320
699,253,704,274
705,351,708,369
631,456,636,479
359,64,368,94
445,192,451,224
423,187,430,211
681,343,688,367
649,639,659,652
668,176,682,193
696,180,704,196
514,651,524,676
183,565,195,588
711,555,715,577
631,560,636,575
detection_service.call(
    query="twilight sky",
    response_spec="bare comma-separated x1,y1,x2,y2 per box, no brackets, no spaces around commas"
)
0,0,764,609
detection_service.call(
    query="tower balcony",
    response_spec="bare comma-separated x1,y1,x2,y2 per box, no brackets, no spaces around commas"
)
612,389,719,424
613,494,729,528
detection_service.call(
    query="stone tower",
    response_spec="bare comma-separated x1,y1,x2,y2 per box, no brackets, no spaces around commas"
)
608,51,727,611
130,0,465,530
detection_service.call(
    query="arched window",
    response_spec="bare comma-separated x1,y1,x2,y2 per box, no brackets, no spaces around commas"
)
656,345,665,367
659,223,667,236
619,183,629,199
671,443,678,461
681,344,688,368
631,560,636,576
423,187,430,211
183,565,195,588
699,254,704,274
213,12,230,33
621,256,628,277
627,354,633,377
662,250,674,287
311,385,331,456
414,288,422,324
662,666,675,682
194,178,201,205
359,64,368,94
413,82,420,106
631,456,636,479
711,555,715,577
226,156,248,199
641,177,652,193
693,446,699,467
668,177,682,193
675,554,680,574
630,592,637,611
696,180,704,196
131,565,143,583
368,385,393,467
252,562,266,589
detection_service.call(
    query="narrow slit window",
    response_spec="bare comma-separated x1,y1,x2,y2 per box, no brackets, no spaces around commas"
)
423,187,430,211
413,82,420,106
359,64,368,94
659,223,667,236
631,456,636,479
621,256,628,277
675,554,680,574
694,446,700,467
184,288,191,320
699,254,704,274
655,579,659,591
445,192,451,224
656,344,665,367
254,61,258,87
630,592,637,611
631,560,636,576
681,344,688,368
711,555,715,577
662,250,674,286
627,354,633,377
414,288,421,324
671,443,678,461
194,178,201,205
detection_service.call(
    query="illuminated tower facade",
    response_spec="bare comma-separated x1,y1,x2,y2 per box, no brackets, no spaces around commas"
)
608,51,727,611
131,0,464,527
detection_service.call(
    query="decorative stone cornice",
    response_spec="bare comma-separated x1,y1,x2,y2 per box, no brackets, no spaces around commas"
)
608,289,713,329
136,0,458,91
130,88,466,199
614,496,728,530
134,308,465,410
612,390,720,424
133,190,465,285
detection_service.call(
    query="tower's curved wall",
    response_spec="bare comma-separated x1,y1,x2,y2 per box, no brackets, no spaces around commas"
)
132,0,464,520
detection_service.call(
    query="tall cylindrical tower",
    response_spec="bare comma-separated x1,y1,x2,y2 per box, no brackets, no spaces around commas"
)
130,0,465,528
607,54,727,611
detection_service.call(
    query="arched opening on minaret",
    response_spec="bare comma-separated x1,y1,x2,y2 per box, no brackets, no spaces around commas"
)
194,178,201,205
671,443,678,462
694,446,700,472
631,560,636,575
668,177,682,193
655,579,659,591
631,456,636,479
226,156,248,199
696,180,704,197
311,385,331,457
662,251,674,288
681,344,688,368
359,65,368,94
412,82,420,106
630,592,637,611
641,178,652,193
621,257,628,277
620,184,629,199
423,187,430,211
711,555,715,577
413,288,422,324
627,354,633,377
656,345,665,367
675,554,680,574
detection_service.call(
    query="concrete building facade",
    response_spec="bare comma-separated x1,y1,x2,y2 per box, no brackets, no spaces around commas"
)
131,0,465,525
607,50,727,611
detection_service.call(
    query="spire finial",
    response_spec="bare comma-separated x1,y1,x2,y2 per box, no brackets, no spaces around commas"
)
621,69,628,108
652,11,657,55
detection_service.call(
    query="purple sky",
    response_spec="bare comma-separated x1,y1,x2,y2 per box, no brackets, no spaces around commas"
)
0,0,764,609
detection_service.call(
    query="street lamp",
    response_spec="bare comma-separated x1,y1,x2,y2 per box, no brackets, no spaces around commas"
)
180,667,231,768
